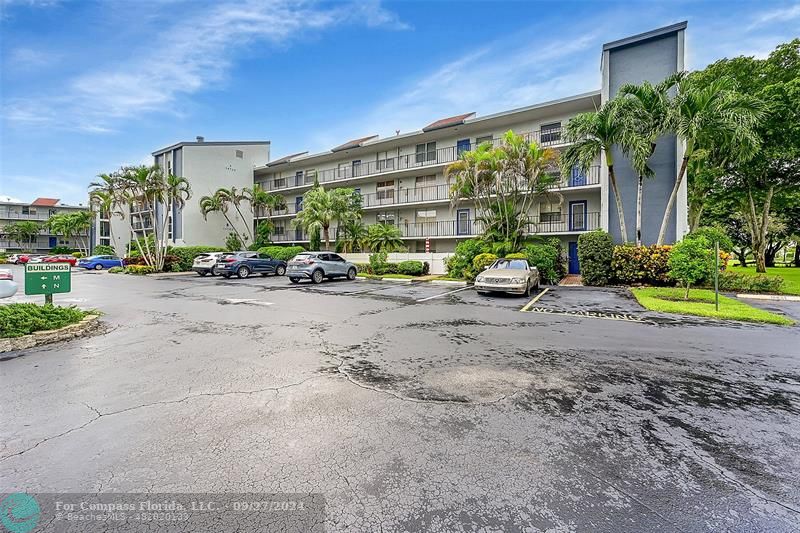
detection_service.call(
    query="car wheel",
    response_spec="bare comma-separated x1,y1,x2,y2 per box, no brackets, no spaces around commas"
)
346,267,356,280
289,277,300,284
94,264,103,270
211,265,218,276
275,265,286,276
311,269,324,284
198,271,207,277
237,266,251,279
524,282,531,297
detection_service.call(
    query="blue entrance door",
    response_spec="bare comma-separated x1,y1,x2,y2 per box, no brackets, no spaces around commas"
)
457,139,470,156
568,241,580,274
570,165,586,187
49,236,57,248
295,196,303,213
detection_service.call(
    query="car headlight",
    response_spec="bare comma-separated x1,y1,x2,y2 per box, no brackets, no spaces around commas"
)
511,277,526,283
475,275,485,282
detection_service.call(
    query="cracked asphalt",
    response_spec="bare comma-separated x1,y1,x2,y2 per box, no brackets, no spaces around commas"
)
1,266,799,532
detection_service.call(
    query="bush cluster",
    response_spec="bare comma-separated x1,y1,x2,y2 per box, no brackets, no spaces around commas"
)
124,265,157,275
92,245,116,256
712,271,785,293
397,260,425,276
472,253,498,273
50,246,75,255
523,239,564,284
611,244,672,285
577,230,614,286
257,245,306,262
71,252,85,258
108,266,124,274
0,304,89,338
445,239,489,280
668,239,716,297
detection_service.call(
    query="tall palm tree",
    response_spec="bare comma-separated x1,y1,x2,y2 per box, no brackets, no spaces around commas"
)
657,75,764,244
561,100,633,243
365,223,404,252
199,192,247,245
618,72,685,245
293,186,337,250
215,186,253,242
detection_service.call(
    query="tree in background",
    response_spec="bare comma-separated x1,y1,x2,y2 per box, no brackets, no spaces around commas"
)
364,223,404,253
448,131,558,251
692,39,800,271
561,100,634,243
294,186,361,251
214,187,253,243
199,190,249,248
45,211,93,254
337,220,367,253
3,221,41,251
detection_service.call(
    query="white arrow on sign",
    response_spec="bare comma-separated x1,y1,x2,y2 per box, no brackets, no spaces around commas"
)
41,284,47,289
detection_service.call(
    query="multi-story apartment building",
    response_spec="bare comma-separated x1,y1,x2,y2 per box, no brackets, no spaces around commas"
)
252,22,688,274
99,137,270,254
0,197,89,253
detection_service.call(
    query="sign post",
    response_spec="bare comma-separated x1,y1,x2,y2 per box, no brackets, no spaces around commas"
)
24,263,72,304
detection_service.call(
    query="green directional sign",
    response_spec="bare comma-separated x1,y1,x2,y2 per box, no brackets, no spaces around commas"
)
25,263,72,296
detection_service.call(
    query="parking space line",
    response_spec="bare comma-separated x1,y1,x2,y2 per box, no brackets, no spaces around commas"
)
520,288,549,312
415,285,472,302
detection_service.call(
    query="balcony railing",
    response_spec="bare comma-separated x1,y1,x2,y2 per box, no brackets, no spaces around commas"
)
262,127,570,192
258,166,600,218
0,211,57,221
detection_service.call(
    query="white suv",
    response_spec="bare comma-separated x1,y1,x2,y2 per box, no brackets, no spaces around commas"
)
192,252,225,276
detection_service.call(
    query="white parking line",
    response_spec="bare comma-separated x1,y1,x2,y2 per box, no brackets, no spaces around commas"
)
415,285,473,302
222,298,274,306
520,288,549,312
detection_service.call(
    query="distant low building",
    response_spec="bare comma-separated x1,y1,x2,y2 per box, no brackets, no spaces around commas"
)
0,197,89,253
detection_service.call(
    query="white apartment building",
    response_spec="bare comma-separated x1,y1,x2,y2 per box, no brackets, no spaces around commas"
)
252,22,688,274
100,137,270,254
1,197,89,253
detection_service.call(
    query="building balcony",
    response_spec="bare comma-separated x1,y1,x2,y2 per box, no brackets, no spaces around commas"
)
269,211,599,244
257,166,601,219
260,127,571,193
0,211,57,221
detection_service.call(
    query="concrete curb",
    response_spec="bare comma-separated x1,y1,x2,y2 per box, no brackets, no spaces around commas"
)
0,314,102,357
736,293,800,302
357,276,468,286
148,271,198,278
427,280,468,286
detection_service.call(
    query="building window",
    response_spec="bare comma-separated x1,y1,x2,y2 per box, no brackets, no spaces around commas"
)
337,162,349,178
377,151,394,171
274,224,285,235
539,201,562,223
274,177,287,189
235,149,244,159
376,180,394,201
416,210,436,221
415,142,436,163
540,122,561,144
100,221,110,238
476,134,493,146
415,175,436,188
376,211,396,225
22,206,35,215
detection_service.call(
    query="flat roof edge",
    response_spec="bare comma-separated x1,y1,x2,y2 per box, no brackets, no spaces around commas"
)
152,140,270,156
466,90,601,124
603,21,687,51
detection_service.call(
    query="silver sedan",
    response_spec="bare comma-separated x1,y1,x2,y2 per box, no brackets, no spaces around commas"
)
474,259,539,296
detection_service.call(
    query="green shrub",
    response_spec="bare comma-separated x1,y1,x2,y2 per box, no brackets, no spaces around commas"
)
668,239,715,299
257,245,306,262
578,230,614,286
369,251,389,275
124,265,156,275
354,262,372,274
686,226,734,252
488,240,518,258
612,245,672,285
397,260,424,276
168,246,225,271
50,245,75,255
713,271,785,293
422,261,430,275
523,240,562,284
225,232,244,252
504,253,527,260
92,245,116,256
108,266,124,274
472,253,498,274
71,251,85,258
0,304,89,338
445,239,490,280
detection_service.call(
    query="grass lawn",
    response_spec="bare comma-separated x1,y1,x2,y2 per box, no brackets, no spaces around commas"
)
631,287,793,325
726,266,800,295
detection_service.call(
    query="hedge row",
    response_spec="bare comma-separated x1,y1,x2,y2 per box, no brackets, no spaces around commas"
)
257,245,306,262
0,303,89,338
444,238,564,283
357,255,428,276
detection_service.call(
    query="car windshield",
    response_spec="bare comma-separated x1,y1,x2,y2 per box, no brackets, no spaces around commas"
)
293,254,314,261
491,259,528,270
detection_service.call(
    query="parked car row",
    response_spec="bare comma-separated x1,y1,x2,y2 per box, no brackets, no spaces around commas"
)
192,251,358,284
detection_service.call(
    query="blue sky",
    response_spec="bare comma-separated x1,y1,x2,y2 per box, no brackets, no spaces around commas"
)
1,0,799,205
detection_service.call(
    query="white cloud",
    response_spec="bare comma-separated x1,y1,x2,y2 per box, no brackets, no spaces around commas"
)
3,0,408,132
747,3,800,29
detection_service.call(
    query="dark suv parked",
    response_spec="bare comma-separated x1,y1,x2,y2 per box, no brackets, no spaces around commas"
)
216,252,287,279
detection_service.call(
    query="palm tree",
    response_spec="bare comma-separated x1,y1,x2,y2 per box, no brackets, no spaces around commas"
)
657,75,764,244
618,73,684,245
365,223,404,252
337,220,367,253
561,100,632,243
294,186,335,250
4,221,40,251
215,186,253,242
199,192,247,246
244,184,286,218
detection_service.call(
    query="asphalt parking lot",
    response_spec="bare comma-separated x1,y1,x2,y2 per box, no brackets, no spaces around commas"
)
2,266,800,531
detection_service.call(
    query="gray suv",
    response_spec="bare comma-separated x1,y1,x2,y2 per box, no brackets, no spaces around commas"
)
287,252,358,284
